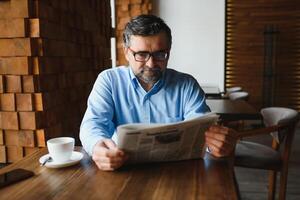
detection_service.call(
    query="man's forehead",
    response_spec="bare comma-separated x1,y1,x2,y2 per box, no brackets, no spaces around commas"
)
129,33,169,49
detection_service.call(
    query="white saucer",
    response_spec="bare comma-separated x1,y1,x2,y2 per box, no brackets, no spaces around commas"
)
39,151,84,168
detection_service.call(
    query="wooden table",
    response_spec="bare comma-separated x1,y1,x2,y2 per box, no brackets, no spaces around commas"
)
0,147,239,200
207,99,261,121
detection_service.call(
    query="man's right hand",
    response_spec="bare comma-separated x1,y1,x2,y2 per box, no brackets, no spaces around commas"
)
92,138,128,171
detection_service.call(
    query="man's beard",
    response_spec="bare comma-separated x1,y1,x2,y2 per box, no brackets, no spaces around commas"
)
135,66,163,84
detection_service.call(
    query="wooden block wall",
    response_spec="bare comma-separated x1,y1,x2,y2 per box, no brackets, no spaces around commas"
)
0,0,112,163
115,0,152,65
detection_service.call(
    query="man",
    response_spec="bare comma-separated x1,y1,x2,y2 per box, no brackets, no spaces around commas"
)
80,14,237,171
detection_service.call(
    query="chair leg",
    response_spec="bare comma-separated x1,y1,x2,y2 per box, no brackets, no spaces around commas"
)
233,171,241,200
268,170,277,200
279,168,289,200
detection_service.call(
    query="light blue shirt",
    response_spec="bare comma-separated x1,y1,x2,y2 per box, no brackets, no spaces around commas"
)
80,66,210,155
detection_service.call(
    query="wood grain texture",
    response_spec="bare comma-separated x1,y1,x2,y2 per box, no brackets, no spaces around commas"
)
0,130,3,145
225,0,300,111
5,75,22,93
18,111,43,130
0,93,15,111
0,145,6,163
6,145,23,163
4,130,19,146
16,93,33,111
0,0,112,163
0,75,4,93
0,38,41,57
0,18,27,38
0,147,238,200
0,0,34,19
0,111,19,130
0,57,32,75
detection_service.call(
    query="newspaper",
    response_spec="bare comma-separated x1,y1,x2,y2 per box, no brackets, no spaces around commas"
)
117,112,219,164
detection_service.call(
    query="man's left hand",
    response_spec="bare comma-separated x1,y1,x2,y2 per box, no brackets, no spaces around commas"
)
205,125,238,157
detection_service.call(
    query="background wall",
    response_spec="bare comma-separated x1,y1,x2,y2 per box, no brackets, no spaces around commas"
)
0,0,112,163
115,0,152,66
225,0,300,110
152,0,225,91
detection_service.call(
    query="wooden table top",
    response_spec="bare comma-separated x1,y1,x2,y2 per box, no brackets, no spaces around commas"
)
0,147,239,200
207,99,261,121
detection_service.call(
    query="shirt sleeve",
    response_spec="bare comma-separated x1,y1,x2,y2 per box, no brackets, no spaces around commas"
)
79,72,115,156
183,77,211,119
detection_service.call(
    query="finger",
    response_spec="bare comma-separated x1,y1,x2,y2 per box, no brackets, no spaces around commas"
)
206,132,235,149
102,139,117,150
208,125,238,137
95,162,114,171
102,139,125,157
93,152,127,171
206,137,224,150
93,148,128,163
92,147,106,161
206,139,231,152
206,127,238,140
206,138,234,157
96,161,124,171
205,131,236,145
206,142,231,157
97,155,126,164
102,149,122,158
209,125,229,132
93,139,124,157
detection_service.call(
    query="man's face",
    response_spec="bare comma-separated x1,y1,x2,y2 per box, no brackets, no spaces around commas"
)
124,32,170,86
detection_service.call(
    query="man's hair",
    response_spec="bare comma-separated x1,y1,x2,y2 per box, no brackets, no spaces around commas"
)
123,14,172,48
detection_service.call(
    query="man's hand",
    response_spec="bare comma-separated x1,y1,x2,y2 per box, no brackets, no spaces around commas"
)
205,125,238,157
92,138,128,171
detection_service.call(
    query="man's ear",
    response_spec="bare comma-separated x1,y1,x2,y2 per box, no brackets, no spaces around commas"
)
123,46,130,61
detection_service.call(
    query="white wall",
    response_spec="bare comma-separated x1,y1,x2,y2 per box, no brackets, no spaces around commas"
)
110,0,116,67
152,0,225,91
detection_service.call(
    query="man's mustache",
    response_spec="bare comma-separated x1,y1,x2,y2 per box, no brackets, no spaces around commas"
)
142,66,161,72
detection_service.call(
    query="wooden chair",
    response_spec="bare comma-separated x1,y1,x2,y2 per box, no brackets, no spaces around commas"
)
234,107,299,200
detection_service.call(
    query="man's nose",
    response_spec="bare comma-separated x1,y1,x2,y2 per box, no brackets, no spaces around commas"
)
146,56,155,68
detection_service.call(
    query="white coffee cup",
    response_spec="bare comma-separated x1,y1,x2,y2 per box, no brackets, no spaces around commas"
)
47,137,75,163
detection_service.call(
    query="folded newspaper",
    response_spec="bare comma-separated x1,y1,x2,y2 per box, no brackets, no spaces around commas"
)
117,112,219,164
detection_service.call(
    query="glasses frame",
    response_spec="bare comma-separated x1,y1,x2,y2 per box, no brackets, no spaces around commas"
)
128,47,169,62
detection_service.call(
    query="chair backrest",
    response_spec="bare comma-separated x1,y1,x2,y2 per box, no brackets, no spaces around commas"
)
261,107,298,144
228,91,249,101
235,107,299,199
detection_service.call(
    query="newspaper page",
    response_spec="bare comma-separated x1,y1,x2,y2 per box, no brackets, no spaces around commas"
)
117,112,219,164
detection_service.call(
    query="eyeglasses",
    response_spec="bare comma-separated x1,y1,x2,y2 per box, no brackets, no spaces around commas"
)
128,47,169,62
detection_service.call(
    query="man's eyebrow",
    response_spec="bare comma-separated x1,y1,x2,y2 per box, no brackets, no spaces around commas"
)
154,49,169,53
135,50,149,53
136,49,168,53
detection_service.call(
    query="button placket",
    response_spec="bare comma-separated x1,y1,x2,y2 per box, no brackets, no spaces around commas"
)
143,95,151,122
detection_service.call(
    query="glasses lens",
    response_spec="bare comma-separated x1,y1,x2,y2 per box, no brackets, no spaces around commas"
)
152,52,168,61
134,52,150,61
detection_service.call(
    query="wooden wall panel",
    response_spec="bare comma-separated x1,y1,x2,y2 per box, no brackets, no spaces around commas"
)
225,0,300,110
0,0,112,163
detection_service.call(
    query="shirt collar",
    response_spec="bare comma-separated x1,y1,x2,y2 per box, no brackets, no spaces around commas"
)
128,66,139,89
